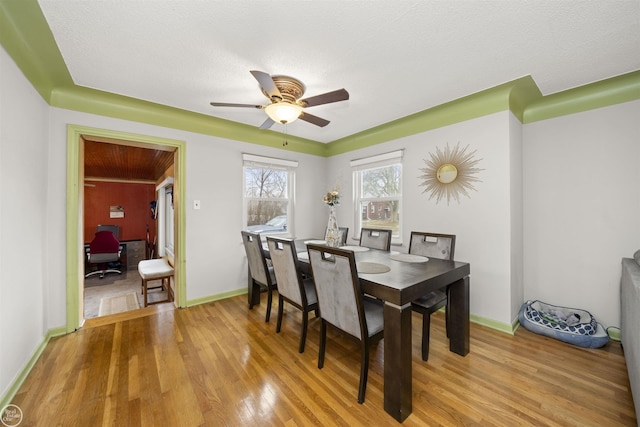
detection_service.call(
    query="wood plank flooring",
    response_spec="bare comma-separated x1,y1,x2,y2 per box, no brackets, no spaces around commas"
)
12,295,637,426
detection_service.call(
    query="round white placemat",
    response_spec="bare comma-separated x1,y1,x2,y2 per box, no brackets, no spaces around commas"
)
389,253,429,263
339,245,370,252
357,262,391,274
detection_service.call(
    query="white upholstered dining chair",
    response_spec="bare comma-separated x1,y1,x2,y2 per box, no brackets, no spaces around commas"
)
241,230,277,322
409,231,456,361
266,236,318,353
359,227,392,251
307,244,384,404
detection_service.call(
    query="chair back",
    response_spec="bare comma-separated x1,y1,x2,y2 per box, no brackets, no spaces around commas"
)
338,227,349,245
324,226,349,246
267,237,306,306
97,224,120,239
241,231,272,286
359,228,392,251
307,245,367,340
90,230,120,254
409,232,456,260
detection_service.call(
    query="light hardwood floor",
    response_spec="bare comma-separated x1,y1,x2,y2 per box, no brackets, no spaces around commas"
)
12,295,637,426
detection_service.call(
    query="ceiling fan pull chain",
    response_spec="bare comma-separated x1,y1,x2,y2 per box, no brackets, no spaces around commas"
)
283,123,289,146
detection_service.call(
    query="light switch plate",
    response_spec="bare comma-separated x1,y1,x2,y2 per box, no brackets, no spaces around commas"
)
193,200,201,210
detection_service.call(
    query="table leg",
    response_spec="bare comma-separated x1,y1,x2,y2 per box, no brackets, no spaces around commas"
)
383,301,412,422
247,266,261,308
448,276,470,356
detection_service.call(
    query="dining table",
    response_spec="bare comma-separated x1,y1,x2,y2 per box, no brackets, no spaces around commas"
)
253,238,471,423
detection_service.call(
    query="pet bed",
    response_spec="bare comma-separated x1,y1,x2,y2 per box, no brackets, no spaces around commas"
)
518,300,609,348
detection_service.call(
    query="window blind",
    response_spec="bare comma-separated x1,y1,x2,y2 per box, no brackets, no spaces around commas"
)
242,153,298,169
350,150,403,171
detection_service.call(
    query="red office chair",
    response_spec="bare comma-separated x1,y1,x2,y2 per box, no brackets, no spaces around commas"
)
85,230,122,279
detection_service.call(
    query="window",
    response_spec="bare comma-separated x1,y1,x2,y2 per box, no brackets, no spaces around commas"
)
352,150,403,244
155,177,174,262
164,186,174,257
243,154,297,235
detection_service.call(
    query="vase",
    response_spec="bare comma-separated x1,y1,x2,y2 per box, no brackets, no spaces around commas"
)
324,206,340,247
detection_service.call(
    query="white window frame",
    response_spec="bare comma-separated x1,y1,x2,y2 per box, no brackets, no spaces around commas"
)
156,177,175,262
242,154,297,237
351,150,403,245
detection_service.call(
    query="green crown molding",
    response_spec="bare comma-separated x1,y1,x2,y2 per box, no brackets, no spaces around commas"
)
51,85,327,156
0,0,73,102
509,76,543,121
0,0,325,156
325,76,541,157
524,70,640,123
1,1,638,158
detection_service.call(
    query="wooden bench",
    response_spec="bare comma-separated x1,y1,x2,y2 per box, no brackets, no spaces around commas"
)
138,258,174,307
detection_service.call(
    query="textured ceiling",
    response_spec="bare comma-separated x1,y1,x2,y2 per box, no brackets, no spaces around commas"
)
38,0,640,143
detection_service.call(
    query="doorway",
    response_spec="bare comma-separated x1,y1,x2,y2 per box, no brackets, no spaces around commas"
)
66,124,186,332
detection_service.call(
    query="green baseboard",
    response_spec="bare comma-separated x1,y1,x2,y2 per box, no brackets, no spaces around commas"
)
607,327,622,342
186,288,247,307
470,313,519,335
187,291,520,336
0,326,67,410
431,306,517,335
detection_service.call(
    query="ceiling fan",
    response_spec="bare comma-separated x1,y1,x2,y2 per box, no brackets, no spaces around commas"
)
210,70,349,129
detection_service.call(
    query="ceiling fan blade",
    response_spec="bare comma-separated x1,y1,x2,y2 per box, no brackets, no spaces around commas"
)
259,117,275,130
250,70,282,101
210,102,263,109
299,88,349,108
299,112,330,127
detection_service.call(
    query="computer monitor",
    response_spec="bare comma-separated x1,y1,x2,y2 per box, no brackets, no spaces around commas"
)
97,224,120,240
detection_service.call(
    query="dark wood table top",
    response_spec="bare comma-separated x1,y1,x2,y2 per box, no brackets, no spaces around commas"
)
289,239,470,305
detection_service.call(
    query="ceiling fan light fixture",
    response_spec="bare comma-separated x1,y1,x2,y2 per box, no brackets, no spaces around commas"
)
265,102,302,124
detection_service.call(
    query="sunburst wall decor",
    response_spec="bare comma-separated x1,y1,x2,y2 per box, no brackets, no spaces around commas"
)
419,142,483,205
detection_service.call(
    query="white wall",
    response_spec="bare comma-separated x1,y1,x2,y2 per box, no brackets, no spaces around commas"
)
0,47,49,398
327,111,519,326
509,113,524,323
180,131,329,302
523,100,640,328
44,108,328,324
